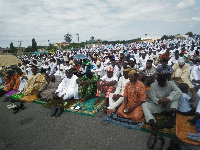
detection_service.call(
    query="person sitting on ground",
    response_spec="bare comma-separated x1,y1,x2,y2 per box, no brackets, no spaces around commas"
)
76,70,99,103
77,62,86,77
142,74,182,149
15,68,27,94
177,83,196,116
107,68,130,114
188,89,200,124
94,66,117,108
54,68,79,100
190,65,200,92
139,60,156,86
92,60,105,78
156,58,173,80
117,70,146,122
128,59,139,71
36,74,61,99
171,57,196,101
3,69,20,93
72,59,80,75
22,65,46,96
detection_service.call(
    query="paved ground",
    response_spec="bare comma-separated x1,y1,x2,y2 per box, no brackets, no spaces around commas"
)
0,95,199,150
0,96,172,150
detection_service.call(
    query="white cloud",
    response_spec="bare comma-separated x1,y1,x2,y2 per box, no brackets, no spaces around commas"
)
0,0,199,48
192,17,200,21
176,0,196,9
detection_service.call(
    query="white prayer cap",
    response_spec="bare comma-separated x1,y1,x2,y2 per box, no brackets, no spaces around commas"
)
96,60,101,65
178,57,185,65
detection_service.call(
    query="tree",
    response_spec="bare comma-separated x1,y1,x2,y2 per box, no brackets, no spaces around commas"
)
64,33,72,44
32,38,37,51
185,31,194,37
10,42,16,54
161,35,168,40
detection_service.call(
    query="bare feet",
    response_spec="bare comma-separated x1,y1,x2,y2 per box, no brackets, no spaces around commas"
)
102,107,108,113
94,97,101,105
81,98,86,103
107,109,116,114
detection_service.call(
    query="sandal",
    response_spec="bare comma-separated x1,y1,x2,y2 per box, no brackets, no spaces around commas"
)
152,136,165,150
147,132,157,149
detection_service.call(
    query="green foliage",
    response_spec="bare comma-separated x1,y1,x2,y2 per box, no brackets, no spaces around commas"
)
64,33,72,44
10,42,16,54
161,35,175,40
25,46,32,52
185,31,194,37
32,38,37,51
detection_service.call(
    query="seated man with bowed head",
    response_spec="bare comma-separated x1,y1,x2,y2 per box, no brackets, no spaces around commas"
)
22,65,46,96
156,58,173,80
94,66,118,109
107,68,130,114
54,68,79,100
172,57,196,101
77,70,99,103
142,74,182,149
117,70,146,122
36,74,61,99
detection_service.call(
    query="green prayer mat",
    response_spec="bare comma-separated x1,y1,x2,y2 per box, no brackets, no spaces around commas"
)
43,99,79,109
10,93,24,99
140,113,177,139
33,98,51,105
65,97,105,117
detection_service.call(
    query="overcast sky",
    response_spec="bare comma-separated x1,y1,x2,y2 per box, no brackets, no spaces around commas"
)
0,0,200,48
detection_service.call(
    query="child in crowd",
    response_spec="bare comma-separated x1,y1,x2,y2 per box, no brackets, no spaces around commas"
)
177,83,196,116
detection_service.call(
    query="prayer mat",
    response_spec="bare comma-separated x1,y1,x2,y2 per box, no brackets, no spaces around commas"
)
10,94,24,99
43,99,79,110
19,95,38,103
5,90,18,96
0,84,5,89
176,113,200,145
65,97,105,117
140,113,176,139
102,112,144,130
33,98,51,105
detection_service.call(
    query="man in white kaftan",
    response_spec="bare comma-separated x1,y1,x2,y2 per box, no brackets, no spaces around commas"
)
55,69,79,100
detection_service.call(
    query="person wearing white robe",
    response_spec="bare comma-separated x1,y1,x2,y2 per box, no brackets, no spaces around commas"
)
92,61,105,77
55,69,79,100
107,69,130,112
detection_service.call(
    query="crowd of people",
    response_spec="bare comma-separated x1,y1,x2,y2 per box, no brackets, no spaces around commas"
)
0,36,200,149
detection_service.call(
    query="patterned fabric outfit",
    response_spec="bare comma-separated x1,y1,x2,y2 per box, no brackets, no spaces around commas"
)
172,63,194,89
96,74,117,98
117,80,146,122
77,74,99,100
39,75,62,99
108,76,129,109
22,73,45,96
3,73,20,92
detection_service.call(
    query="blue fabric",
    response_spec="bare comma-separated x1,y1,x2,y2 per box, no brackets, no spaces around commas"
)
196,119,200,132
103,112,144,130
156,65,174,74
177,93,192,112
86,65,95,72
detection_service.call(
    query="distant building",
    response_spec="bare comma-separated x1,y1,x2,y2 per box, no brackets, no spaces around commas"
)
0,47,25,55
175,35,189,39
86,36,102,47
141,36,162,42
53,42,69,49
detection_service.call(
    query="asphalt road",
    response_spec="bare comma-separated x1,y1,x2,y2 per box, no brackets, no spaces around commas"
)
0,95,198,150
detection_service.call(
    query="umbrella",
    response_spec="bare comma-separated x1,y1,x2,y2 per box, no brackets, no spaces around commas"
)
73,54,87,60
0,55,22,66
